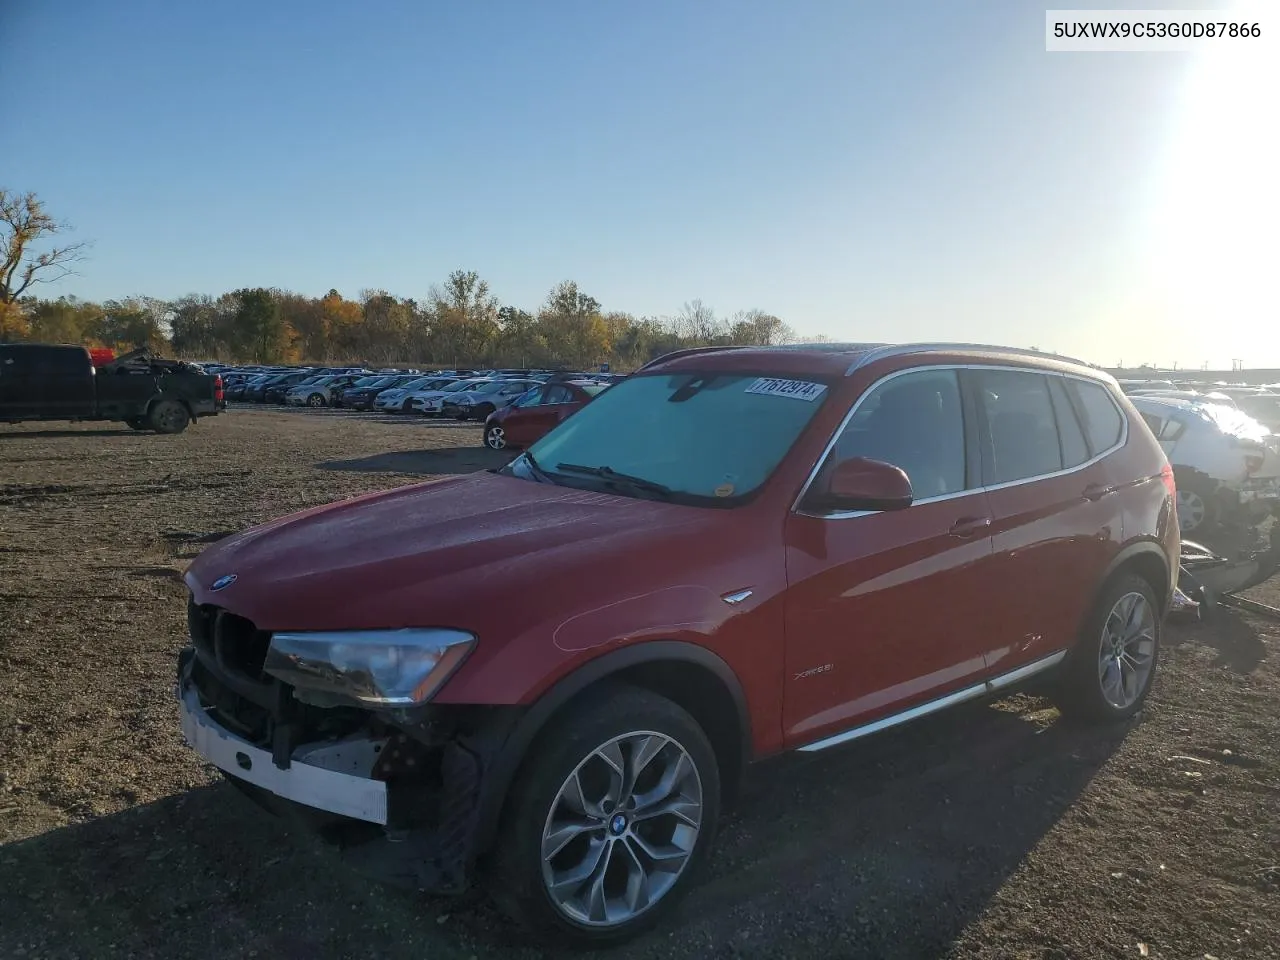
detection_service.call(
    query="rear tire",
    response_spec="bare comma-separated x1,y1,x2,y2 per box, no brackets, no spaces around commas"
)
148,399,190,434
1053,573,1160,723
486,685,720,946
307,393,326,408
1175,472,1218,535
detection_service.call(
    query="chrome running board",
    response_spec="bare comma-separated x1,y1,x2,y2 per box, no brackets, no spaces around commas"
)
796,651,1067,753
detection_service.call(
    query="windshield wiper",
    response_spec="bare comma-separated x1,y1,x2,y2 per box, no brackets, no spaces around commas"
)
555,463,674,498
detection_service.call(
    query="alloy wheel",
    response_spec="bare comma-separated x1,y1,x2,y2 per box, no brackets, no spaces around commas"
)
1177,490,1206,533
486,426,507,449
1097,591,1156,709
540,731,703,928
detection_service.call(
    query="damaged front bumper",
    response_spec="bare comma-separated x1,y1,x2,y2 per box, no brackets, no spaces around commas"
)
175,646,509,894
178,680,390,823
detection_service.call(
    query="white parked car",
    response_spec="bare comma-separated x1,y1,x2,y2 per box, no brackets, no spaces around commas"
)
406,377,493,416
284,374,361,408
1130,396,1280,533
440,378,541,420
374,376,459,413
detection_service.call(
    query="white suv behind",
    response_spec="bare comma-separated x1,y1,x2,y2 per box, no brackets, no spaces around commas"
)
1131,396,1280,534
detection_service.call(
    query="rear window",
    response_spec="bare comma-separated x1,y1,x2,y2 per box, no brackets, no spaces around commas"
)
1071,381,1124,454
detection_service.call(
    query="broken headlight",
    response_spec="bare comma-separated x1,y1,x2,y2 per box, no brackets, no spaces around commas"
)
263,628,474,706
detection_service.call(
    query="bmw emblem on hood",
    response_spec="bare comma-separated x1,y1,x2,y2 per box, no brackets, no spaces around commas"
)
210,574,238,592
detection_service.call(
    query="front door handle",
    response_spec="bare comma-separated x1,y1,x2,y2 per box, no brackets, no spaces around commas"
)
950,516,992,538
1083,483,1116,501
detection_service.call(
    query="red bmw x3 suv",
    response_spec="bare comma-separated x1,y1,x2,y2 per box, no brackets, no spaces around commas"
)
178,342,1178,945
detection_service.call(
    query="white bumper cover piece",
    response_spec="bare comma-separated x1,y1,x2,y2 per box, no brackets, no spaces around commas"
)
178,683,388,824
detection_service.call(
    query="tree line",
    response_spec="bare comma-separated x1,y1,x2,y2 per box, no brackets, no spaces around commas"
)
3,189,804,370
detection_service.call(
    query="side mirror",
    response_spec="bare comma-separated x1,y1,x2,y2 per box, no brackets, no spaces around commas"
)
807,457,913,513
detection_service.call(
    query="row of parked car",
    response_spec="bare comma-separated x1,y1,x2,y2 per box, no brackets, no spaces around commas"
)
1116,379,1280,534
212,364,617,451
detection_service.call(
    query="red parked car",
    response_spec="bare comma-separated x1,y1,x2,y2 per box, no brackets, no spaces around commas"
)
482,379,608,450
177,342,1178,945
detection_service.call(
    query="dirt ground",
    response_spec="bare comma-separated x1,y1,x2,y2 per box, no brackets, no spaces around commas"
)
1,409,1278,960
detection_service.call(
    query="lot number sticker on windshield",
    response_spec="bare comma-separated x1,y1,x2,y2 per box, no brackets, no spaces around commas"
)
744,378,827,402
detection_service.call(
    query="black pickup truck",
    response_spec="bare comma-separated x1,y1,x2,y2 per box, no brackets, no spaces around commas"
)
0,343,224,434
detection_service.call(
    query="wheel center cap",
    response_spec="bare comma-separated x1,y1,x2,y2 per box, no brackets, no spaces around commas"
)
609,813,628,836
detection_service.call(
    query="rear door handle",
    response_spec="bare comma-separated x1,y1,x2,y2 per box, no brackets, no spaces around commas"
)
1083,483,1116,501
949,516,992,538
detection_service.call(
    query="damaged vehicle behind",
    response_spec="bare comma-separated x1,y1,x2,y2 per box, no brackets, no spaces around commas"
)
1130,395,1280,534
177,342,1178,945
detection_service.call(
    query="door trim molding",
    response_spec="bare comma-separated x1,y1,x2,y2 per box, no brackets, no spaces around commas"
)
795,650,1067,753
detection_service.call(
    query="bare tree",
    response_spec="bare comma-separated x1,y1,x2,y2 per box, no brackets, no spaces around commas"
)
1,189,89,305
675,299,724,343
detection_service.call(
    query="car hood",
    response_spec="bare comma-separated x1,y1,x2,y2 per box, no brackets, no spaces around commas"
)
185,472,713,631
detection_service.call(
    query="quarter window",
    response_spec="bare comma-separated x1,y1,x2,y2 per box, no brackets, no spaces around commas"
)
975,370,1062,483
1140,412,1165,436
830,369,967,499
1071,380,1125,454
1048,377,1089,468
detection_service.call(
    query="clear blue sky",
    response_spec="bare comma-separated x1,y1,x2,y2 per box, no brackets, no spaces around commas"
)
4,0,1275,367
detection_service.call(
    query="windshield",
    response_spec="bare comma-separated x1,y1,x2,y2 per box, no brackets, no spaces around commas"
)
515,372,830,504
434,380,473,393
473,380,515,395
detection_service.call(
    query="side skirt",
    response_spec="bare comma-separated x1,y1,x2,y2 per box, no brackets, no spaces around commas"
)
796,651,1067,753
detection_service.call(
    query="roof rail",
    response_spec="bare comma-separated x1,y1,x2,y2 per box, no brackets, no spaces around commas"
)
634,344,747,373
845,343,1090,376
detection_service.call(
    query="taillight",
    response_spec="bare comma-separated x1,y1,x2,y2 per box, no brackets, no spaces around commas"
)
1160,462,1176,498
214,375,224,402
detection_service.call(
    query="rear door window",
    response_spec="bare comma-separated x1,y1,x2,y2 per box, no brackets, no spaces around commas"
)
1070,380,1125,454
543,385,574,404
831,369,967,499
974,370,1063,484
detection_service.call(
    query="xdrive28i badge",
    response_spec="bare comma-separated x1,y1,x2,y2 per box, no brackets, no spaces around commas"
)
210,574,237,592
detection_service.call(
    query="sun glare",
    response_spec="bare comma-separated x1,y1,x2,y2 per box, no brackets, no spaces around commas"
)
1143,1,1279,368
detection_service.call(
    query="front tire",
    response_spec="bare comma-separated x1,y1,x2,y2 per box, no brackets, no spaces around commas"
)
487,685,720,946
306,393,326,408
484,424,508,450
1053,573,1160,723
